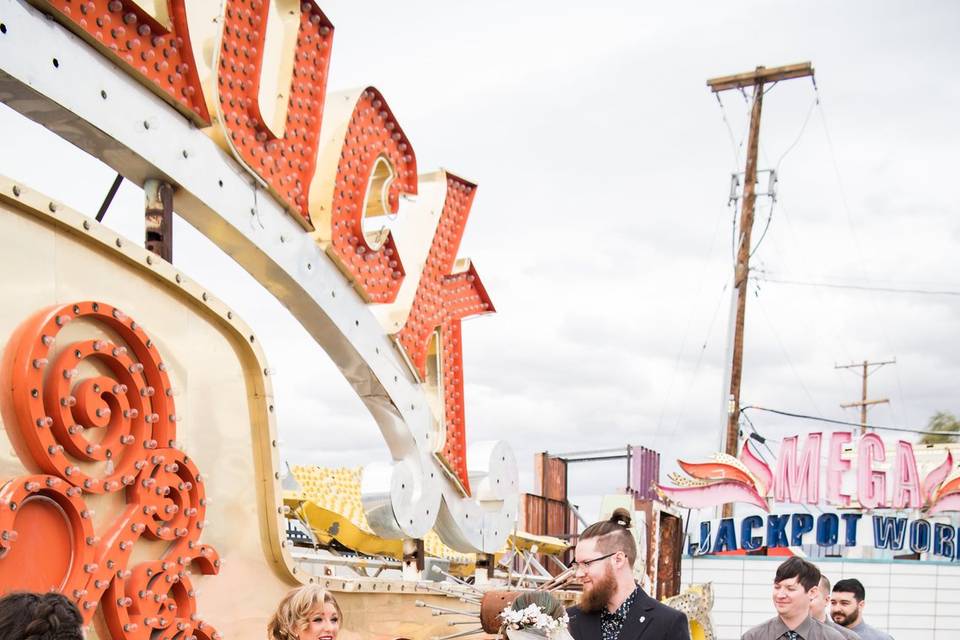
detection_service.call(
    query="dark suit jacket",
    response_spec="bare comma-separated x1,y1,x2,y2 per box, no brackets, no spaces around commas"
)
567,588,691,640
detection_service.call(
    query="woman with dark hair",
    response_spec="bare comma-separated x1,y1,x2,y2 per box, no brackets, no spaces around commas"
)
0,592,84,640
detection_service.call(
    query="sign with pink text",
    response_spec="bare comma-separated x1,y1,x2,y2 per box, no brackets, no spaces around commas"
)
658,432,960,559
658,431,959,514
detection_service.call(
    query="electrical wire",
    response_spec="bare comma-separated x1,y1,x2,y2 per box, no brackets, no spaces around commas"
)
752,275,960,297
814,83,911,425
749,198,776,259
715,93,745,173
774,95,818,174
655,207,728,434
754,295,824,416
741,405,960,437
670,281,730,435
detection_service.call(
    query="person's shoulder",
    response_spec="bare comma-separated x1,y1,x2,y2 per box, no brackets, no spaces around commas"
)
833,623,860,640
859,621,894,640
740,616,777,640
829,623,860,640
565,605,588,625
812,619,847,640
650,598,687,621
874,628,895,640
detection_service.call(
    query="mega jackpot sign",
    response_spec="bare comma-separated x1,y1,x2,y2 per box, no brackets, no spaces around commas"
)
658,432,960,560
0,1,517,638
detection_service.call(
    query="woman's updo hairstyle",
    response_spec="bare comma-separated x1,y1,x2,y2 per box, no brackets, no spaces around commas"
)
267,585,342,640
578,507,637,567
0,592,84,640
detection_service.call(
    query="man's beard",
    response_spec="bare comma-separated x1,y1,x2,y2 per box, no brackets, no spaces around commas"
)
579,566,617,614
832,609,859,627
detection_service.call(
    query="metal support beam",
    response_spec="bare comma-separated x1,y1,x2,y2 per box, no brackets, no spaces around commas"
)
95,173,123,222
144,179,174,262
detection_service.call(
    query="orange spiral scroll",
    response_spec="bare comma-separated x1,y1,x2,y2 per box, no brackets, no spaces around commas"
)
2,301,220,639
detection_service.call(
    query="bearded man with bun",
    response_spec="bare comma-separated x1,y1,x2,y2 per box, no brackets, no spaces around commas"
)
567,508,691,640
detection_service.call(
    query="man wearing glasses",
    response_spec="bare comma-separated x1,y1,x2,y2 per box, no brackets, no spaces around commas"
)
567,508,690,640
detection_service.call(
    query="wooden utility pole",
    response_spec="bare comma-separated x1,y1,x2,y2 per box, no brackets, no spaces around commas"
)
836,359,894,433
707,62,814,518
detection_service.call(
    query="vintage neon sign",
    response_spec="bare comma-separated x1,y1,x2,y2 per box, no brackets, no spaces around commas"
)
658,431,959,513
660,432,960,559
2,0,516,561
689,512,960,560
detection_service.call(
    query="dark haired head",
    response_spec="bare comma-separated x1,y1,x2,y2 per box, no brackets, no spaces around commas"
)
0,592,84,640
579,507,637,567
832,578,865,601
774,557,821,592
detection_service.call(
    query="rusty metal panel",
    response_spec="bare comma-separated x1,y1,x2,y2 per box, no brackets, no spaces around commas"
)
533,453,567,502
656,512,683,599
521,494,546,535
543,456,567,501
546,500,569,536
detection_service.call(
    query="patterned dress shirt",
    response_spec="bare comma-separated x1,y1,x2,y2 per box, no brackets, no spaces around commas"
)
600,587,639,640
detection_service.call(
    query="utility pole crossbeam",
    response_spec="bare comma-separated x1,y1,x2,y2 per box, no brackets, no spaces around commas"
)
707,62,814,519
836,359,895,434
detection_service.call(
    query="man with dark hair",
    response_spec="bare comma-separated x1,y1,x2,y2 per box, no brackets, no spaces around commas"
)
567,508,690,640
811,576,858,640
831,579,893,640
742,557,845,639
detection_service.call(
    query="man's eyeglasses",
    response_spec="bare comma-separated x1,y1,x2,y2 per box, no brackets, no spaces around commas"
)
571,551,617,572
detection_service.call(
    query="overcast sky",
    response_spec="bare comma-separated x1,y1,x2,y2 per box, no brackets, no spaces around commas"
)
2,0,959,522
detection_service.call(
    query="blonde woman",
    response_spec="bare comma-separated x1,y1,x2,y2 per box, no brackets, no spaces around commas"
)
268,585,342,640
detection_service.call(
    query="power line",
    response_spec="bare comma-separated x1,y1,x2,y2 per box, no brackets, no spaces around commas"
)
754,295,823,416
753,275,960,297
814,83,911,425
741,405,959,438
655,207,728,435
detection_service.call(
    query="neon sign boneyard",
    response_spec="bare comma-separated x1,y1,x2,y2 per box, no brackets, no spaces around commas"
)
0,0,517,576
658,433,960,559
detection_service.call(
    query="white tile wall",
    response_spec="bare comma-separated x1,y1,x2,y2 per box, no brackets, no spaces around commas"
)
681,556,960,640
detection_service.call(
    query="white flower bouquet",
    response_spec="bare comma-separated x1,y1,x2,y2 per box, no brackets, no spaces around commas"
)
499,593,572,640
